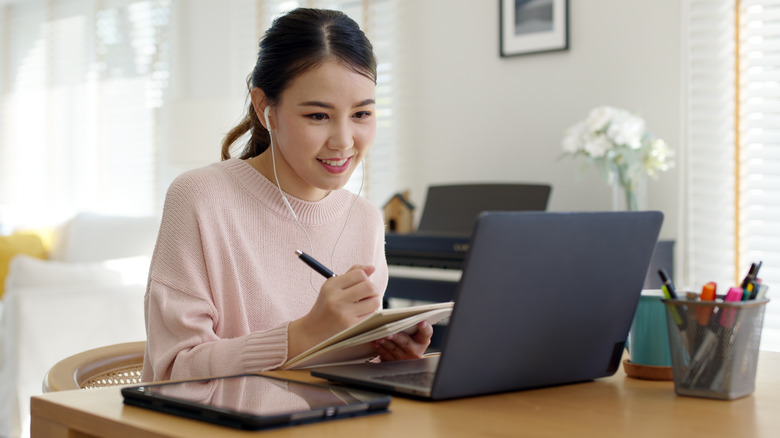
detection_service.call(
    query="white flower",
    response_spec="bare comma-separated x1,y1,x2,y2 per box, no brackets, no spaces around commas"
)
644,138,675,176
560,106,674,189
586,106,616,132
562,121,586,154
605,110,645,149
583,133,613,158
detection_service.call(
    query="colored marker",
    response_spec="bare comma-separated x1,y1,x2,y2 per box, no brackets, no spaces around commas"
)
658,269,678,298
749,262,763,299
719,287,743,328
697,282,717,326
658,269,687,329
740,263,756,289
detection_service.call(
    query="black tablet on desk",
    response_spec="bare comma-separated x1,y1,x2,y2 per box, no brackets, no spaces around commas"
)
121,374,391,430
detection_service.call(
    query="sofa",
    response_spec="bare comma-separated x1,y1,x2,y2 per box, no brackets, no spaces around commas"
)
0,213,160,438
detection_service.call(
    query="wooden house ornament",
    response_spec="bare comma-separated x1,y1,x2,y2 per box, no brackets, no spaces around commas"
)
383,191,415,234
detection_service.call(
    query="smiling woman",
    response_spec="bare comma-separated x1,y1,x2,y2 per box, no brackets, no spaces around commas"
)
142,8,433,385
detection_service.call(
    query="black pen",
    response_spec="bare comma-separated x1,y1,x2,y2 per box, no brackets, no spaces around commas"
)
296,250,335,278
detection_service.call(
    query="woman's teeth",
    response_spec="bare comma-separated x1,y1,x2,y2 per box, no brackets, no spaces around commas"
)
320,158,349,167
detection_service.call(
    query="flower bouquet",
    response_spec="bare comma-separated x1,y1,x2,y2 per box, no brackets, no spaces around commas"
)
561,106,674,211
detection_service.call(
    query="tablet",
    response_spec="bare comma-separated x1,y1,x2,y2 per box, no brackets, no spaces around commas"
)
121,374,391,430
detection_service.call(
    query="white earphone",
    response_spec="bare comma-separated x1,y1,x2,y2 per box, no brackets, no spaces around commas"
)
265,105,299,222
263,106,271,130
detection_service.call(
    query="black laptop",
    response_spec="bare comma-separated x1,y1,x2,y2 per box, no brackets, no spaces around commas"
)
312,211,663,400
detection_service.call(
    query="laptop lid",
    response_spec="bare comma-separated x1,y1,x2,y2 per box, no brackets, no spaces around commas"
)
314,211,663,400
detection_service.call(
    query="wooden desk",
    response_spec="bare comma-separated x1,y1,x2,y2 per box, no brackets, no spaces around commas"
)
31,352,780,438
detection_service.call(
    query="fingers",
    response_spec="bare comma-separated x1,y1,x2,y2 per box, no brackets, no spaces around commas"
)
373,322,433,362
322,265,380,310
312,264,381,330
411,321,434,344
373,335,406,362
292,264,382,358
351,264,376,276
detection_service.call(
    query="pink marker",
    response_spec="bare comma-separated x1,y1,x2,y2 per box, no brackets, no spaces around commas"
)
720,287,743,328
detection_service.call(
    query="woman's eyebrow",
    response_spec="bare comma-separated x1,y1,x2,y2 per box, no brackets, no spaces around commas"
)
298,99,375,109
354,99,375,107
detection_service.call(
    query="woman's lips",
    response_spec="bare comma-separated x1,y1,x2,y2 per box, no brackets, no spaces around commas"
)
318,156,352,174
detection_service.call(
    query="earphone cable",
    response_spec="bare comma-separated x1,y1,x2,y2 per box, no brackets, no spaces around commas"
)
268,118,363,294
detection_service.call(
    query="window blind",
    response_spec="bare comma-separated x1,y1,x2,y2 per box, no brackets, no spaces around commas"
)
684,0,780,350
0,0,171,228
739,0,780,348
684,1,737,290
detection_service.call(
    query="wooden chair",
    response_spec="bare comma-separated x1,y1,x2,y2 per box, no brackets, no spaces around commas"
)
42,341,146,392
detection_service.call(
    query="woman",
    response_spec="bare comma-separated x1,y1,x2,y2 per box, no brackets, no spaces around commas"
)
142,8,432,382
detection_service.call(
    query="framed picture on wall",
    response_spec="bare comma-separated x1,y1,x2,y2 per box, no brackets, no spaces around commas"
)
500,0,569,57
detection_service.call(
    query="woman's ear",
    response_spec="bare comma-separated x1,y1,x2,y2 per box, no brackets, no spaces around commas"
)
250,88,271,130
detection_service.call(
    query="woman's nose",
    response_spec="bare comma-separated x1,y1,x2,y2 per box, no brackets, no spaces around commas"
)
327,120,353,150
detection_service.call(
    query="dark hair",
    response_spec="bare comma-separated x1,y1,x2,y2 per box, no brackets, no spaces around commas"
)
221,8,377,160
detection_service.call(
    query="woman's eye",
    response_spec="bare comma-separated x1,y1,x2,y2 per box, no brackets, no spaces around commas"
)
307,113,328,121
354,111,372,119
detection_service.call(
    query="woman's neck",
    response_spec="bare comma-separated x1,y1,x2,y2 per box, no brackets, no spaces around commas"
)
246,153,330,202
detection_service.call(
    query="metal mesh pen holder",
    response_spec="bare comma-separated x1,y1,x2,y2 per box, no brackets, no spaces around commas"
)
662,298,768,400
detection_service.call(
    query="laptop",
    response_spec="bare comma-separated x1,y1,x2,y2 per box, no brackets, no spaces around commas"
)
312,211,664,400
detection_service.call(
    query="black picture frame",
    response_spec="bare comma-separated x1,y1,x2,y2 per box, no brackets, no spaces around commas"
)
500,0,569,57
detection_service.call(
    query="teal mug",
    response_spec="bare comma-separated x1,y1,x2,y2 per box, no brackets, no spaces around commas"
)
627,289,671,367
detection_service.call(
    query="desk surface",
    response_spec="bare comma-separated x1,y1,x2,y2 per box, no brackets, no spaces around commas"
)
31,352,780,438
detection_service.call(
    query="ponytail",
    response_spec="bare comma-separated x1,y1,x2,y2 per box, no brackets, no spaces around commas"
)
221,78,271,160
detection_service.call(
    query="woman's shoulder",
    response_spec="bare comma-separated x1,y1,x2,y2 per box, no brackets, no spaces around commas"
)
159,162,241,218
166,160,241,196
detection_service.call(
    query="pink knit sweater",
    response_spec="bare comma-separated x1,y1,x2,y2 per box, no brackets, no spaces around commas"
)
141,159,388,382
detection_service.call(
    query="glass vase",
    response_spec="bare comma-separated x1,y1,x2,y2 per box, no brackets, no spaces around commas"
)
612,179,640,212
624,185,639,212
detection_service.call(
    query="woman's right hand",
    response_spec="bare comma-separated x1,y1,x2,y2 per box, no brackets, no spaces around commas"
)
288,265,381,358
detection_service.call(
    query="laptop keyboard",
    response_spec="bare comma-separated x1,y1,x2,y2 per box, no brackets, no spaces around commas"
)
372,371,435,387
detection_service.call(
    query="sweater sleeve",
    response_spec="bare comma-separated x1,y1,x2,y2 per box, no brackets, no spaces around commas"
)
142,280,289,382
141,171,289,382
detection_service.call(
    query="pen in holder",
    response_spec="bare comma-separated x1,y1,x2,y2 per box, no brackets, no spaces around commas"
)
662,297,768,400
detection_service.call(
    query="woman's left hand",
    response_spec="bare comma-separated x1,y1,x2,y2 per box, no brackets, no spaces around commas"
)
371,321,433,361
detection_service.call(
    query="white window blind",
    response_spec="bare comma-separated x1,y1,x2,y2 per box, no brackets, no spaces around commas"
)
0,0,171,229
740,0,780,349
257,0,400,207
684,1,737,291
684,0,780,350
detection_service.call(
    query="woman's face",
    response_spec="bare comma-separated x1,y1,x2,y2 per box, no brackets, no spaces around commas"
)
260,60,376,202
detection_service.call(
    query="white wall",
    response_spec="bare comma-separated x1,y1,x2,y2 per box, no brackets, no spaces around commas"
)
157,0,258,196
163,0,682,241
396,0,681,241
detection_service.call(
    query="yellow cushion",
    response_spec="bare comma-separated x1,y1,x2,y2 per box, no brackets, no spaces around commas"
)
0,232,47,299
